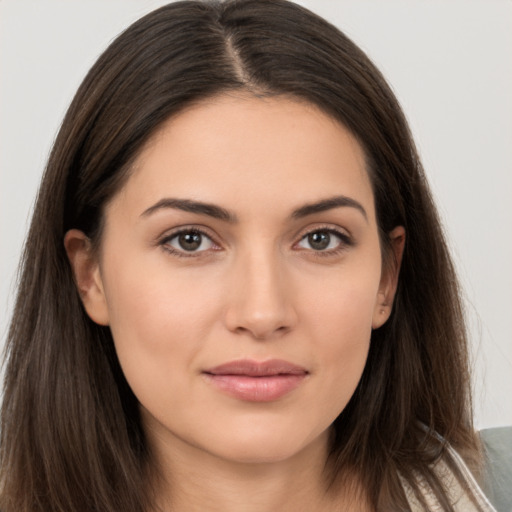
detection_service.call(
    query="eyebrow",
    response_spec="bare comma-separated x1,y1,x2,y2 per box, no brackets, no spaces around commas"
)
141,198,237,222
291,195,368,222
140,195,367,223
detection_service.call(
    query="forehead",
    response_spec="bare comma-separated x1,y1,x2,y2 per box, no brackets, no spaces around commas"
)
110,94,375,222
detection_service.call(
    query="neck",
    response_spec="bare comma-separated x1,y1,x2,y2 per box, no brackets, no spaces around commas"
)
146,428,370,512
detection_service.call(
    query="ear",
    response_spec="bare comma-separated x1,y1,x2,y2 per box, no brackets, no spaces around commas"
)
372,226,406,329
64,229,110,326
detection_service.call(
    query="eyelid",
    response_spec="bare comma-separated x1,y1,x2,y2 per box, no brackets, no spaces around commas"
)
294,223,352,241
292,224,354,253
157,225,222,257
156,223,353,258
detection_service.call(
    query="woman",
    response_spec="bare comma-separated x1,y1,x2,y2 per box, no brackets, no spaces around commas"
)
0,1,497,511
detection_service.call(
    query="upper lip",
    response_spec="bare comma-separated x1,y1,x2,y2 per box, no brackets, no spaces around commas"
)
203,359,308,377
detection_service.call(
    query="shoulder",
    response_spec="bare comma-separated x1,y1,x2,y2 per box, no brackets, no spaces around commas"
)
401,444,497,512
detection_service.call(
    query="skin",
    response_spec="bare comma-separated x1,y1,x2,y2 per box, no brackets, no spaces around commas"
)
66,94,404,512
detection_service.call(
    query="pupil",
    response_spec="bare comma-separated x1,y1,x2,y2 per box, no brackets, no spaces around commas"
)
179,232,202,251
308,231,330,250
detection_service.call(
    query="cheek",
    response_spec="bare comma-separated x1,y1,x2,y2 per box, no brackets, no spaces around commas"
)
103,249,222,343
303,257,380,343
313,291,372,381
100,252,224,404
298,263,380,413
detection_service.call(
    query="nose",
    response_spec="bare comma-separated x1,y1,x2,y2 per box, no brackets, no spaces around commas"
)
223,249,298,340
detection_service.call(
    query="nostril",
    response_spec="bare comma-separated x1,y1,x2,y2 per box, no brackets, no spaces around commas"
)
234,323,291,340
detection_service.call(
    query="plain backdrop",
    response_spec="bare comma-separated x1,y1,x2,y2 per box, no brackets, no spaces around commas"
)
1,0,511,429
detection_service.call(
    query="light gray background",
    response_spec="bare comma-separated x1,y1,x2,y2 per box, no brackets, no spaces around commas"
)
1,0,511,428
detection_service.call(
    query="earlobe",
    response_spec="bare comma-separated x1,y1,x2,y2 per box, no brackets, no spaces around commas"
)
372,226,406,329
64,229,110,326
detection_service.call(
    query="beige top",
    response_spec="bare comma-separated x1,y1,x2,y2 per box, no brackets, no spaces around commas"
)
401,445,497,511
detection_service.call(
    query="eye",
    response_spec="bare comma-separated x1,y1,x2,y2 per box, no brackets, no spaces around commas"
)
296,229,349,252
162,229,216,254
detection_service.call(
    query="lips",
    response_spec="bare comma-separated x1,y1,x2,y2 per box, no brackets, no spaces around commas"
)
202,359,308,402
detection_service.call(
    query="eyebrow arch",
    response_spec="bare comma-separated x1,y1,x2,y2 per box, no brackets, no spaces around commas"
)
140,198,237,223
291,195,368,222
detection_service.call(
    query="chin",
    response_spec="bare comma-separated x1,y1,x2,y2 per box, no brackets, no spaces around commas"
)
200,421,330,466
218,443,300,465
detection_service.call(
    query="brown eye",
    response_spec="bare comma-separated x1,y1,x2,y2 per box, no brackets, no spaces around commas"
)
164,230,215,253
297,229,349,252
307,231,331,250
178,232,202,251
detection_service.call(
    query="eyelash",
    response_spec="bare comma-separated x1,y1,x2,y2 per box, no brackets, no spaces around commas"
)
159,227,220,258
158,225,354,258
294,226,354,257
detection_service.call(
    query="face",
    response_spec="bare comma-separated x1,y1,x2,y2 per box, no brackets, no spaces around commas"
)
67,94,402,467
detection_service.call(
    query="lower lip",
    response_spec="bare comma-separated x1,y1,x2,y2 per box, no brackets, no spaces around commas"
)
203,374,306,402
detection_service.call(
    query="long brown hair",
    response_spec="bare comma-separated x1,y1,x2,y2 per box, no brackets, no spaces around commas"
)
1,1,480,511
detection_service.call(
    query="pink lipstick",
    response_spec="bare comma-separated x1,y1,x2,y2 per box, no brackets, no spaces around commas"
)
202,359,308,402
